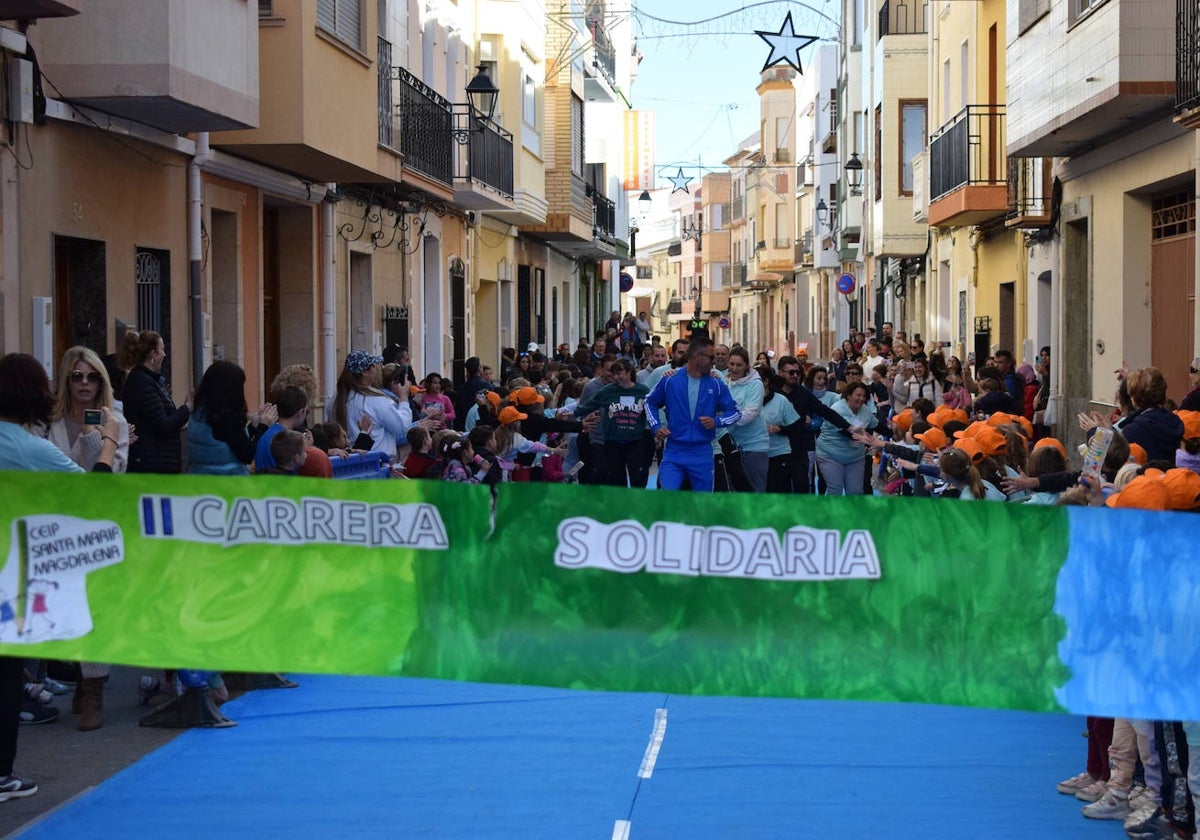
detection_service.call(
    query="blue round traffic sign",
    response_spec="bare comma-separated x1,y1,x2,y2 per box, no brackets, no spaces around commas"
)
837,273,856,295
619,272,634,293
717,316,731,330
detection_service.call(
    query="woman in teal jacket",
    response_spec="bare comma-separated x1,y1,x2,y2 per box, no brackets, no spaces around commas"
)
815,381,878,495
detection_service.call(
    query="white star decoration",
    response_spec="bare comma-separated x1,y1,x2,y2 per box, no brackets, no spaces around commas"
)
756,12,819,74
667,168,693,194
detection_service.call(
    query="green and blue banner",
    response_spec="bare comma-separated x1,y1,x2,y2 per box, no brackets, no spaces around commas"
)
0,472,1195,719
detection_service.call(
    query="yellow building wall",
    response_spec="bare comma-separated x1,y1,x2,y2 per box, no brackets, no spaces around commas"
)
19,122,189,381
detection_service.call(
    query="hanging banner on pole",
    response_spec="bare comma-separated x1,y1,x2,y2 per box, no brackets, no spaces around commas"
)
622,110,656,191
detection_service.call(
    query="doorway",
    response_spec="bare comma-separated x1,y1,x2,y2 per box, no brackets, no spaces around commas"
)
53,235,107,363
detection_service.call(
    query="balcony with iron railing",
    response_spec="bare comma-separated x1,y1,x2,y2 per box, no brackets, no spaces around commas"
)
398,67,453,185
453,105,514,206
587,19,618,86
927,105,1009,227
731,261,747,285
795,230,814,266
1006,157,1054,229
1178,0,1200,117
730,195,745,220
592,190,616,238
878,0,928,37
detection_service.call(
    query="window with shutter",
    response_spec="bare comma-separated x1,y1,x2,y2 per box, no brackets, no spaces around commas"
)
317,0,363,50
571,95,584,175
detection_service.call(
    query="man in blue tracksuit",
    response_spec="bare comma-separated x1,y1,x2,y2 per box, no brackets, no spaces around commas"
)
645,337,742,492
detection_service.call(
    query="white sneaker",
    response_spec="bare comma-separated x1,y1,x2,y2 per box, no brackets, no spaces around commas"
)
1057,771,1096,795
1081,789,1128,820
1075,778,1109,802
1124,795,1160,830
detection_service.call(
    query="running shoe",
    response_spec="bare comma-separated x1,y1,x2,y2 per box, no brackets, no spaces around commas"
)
1057,771,1096,795
18,701,58,725
40,677,71,695
1081,789,1128,820
0,774,37,802
1075,778,1109,802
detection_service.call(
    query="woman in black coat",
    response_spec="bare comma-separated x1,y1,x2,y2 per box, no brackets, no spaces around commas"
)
118,330,191,473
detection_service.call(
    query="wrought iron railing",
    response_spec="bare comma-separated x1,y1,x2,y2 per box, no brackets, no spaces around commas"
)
398,68,453,185
378,37,395,148
731,196,744,220
878,0,928,37
1177,0,1200,111
929,104,1007,201
453,105,513,198
587,19,617,85
731,261,747,285
593,192,616,238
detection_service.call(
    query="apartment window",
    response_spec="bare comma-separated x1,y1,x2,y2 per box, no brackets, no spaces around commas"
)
258,0,274,16
775,116,790,161
774,202,788,247
1068,0,1109,26
317,0,363,50
1018,0,1050,33
570,94,584,175
522,73,537,126
899,100,927,195
874,105,882,201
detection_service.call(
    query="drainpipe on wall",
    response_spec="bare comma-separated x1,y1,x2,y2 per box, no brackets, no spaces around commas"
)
188,132,212,388
1,132,19,355
320,184,337,414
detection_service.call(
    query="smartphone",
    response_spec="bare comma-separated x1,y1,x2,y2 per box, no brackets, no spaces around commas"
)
83,409,103,425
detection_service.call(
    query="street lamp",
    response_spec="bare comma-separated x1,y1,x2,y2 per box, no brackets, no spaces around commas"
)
816,198,828,225
638,190,652,216
845,152,863,196
451,64,500,144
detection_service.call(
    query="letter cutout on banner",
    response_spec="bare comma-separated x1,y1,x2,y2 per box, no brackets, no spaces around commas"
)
0,473,1197,720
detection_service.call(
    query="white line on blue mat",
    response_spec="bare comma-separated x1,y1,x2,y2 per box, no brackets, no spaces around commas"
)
612,819,632,840
638,707,668,779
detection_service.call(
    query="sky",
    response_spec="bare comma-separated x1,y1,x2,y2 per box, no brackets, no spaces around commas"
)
626,0,841,187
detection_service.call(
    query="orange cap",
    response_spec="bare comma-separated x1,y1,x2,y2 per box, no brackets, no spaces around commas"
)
1162,468,1200,510
956,424,1007,457
926,407,952,429
985,412,1017,428
1033,437,1067,459
498,406,528,425
892,409,913,433
914,427,948,451
953,438,987,465
509,386,545,406
1105,474,1172,510
484,391,501,412
1127,442,1148,466
948,408,970,425
1176,410,1200,440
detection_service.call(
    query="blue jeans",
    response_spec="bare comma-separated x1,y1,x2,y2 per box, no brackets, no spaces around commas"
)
815,455,866,495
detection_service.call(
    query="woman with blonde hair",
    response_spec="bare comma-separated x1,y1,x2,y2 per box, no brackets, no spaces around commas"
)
48,346,130,473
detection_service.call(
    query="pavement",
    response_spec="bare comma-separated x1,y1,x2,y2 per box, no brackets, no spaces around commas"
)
0,666,182,838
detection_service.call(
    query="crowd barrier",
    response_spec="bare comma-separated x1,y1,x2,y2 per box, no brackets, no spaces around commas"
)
330,451,392,480
0,471,1195,720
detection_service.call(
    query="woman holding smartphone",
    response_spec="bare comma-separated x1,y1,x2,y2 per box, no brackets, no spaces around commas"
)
47,346,130,473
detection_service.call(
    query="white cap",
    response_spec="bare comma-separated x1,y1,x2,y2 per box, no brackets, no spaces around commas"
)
526,342,539,352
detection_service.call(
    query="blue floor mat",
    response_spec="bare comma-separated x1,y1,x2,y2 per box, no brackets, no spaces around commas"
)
17,676,1113,838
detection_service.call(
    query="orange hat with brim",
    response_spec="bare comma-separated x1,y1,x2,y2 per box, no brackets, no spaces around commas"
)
510,386,545,407
1127,442,1148,466
987,411,1033,439
956,423,1007,457
498,406,528,425
914,427,947,451
953,438,987,465
1176,410,1200,440
1162,468,1200,510
1105,474,1172,510
926,407,952,429
484,391,501,412
1033,437,1067,459
892,409,913,433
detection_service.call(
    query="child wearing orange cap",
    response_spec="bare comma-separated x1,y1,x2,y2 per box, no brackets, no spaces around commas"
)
1175,409,1200,475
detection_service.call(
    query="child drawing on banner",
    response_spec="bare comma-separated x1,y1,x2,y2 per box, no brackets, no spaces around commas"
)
0,591,14,639
22,579,57,639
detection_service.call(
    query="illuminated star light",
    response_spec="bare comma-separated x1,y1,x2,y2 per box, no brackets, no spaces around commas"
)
756,11,819,74
667,168,693,194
